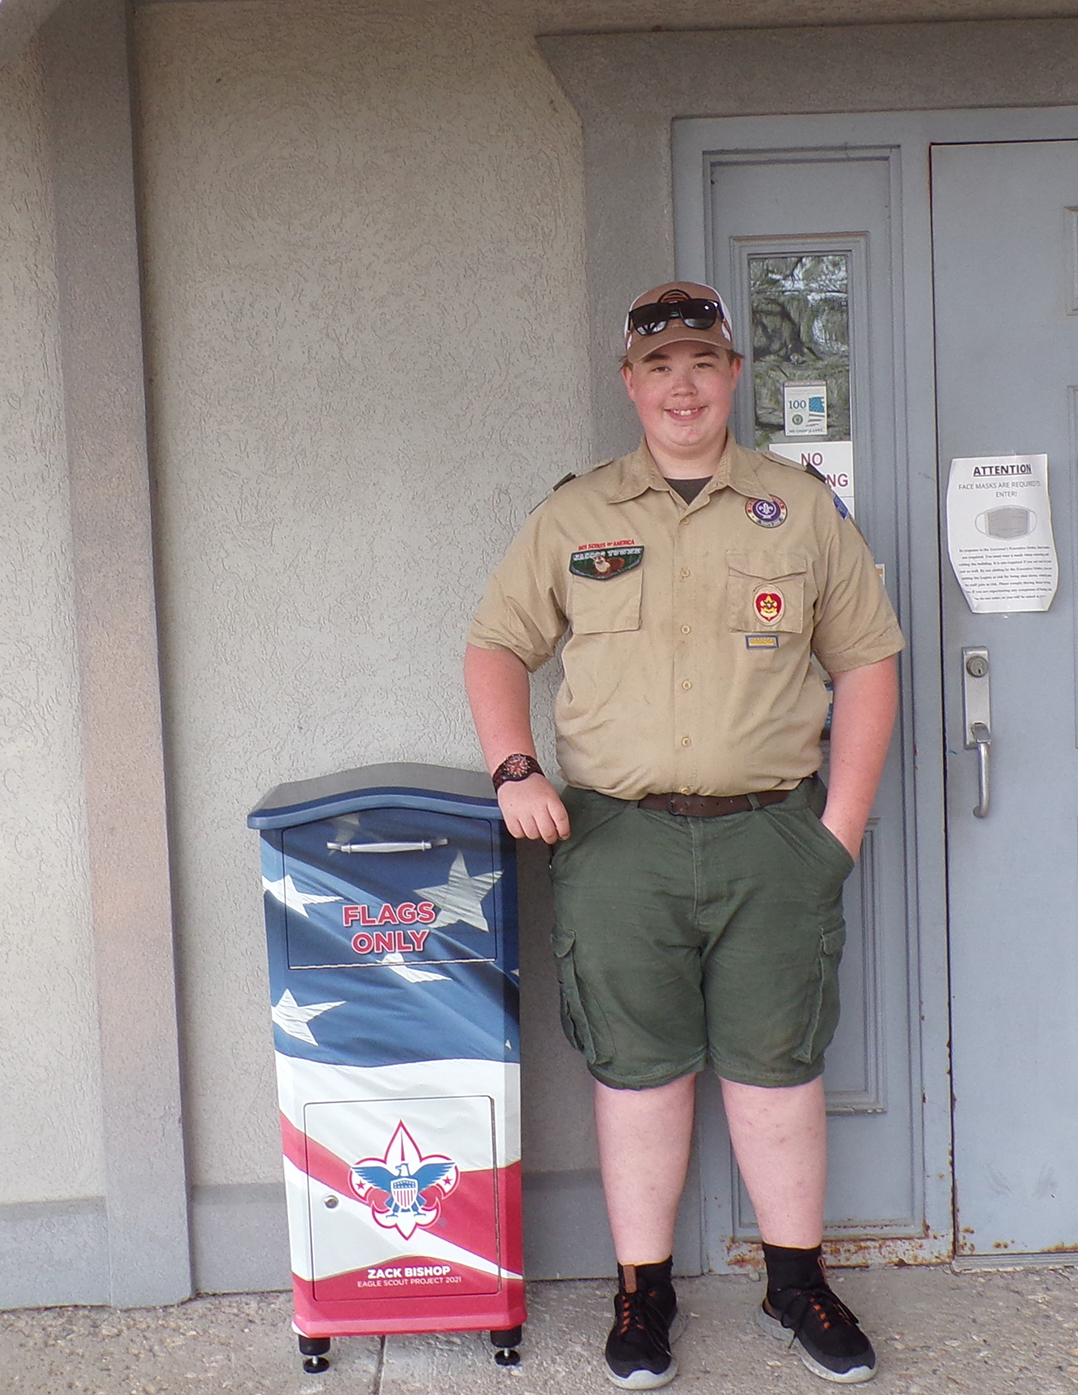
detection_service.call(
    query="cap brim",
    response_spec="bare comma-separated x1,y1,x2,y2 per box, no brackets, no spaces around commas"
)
625,321,736,364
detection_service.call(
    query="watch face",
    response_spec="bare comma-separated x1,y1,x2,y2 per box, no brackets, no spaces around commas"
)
494,754,540,788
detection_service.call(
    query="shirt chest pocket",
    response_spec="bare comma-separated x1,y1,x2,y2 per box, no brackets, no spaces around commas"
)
568,568,643,635
726,550,810,634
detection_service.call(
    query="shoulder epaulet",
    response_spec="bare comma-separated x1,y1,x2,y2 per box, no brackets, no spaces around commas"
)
803,461,830,487
528,466,593,516
549,459,615,493
760,448,829,486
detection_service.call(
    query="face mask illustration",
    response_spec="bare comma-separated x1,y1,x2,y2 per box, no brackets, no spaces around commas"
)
976,506,1036,540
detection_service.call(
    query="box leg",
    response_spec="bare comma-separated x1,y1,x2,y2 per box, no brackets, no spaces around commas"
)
490,1326,522,1366
298,1334,331,1373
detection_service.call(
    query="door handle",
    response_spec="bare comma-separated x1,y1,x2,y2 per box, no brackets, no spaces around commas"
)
962,647,992,818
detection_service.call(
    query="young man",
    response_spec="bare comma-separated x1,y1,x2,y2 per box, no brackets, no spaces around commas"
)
465,282,903,1389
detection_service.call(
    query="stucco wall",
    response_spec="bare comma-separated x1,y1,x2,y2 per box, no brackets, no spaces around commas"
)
134,0,597,1190
0,39,102,1203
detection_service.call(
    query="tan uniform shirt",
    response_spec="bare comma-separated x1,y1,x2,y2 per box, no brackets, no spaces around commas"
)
468,436,905,800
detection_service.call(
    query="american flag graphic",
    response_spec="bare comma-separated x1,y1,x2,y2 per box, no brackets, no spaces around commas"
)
251,771,525,1338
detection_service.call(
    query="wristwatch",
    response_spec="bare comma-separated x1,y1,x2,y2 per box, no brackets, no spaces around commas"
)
491,753,543,791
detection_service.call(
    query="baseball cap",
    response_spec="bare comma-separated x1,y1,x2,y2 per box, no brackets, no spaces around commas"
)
623,280,736,364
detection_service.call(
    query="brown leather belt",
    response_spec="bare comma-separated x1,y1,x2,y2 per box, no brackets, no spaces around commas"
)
637,789,793,818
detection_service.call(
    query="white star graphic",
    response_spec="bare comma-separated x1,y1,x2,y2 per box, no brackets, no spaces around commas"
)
262,874,341,918
271,989,345,1044
379,951,449,983
416,850,502,932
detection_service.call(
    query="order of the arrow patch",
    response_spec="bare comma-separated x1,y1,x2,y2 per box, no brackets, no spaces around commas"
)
753,587,785,625
569,545,644,580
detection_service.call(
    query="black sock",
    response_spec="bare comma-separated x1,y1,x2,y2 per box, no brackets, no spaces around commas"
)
762,1242,824,1304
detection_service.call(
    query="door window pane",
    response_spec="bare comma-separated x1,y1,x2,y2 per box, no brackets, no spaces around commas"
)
748,253,851,448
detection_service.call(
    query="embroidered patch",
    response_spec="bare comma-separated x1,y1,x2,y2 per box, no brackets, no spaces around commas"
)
832,492,850,519
569,545,644,580
745,634,780,649
753,588,784,625
746,495,788,528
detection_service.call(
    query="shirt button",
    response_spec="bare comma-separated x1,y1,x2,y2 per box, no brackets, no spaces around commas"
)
680,786,691,795
681,624,691,634
681,736,692,747
680,568,691,578
682,680,692,690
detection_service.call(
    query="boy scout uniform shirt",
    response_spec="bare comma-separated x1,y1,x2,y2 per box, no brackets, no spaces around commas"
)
468,435,905,801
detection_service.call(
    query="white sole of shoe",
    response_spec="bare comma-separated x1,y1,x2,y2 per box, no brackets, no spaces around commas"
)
604,1360,678,1391
604,1311,688,1389
756,1304,877,1384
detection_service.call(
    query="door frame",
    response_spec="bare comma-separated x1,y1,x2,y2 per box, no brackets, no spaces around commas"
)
673,106,1078,1269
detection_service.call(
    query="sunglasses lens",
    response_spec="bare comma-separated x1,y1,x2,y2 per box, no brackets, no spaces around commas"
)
629,305,670,335
679,299,720,329
628,298,721,335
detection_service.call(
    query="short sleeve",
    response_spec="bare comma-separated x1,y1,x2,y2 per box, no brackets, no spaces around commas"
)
810,509,905,674
466,503,569,672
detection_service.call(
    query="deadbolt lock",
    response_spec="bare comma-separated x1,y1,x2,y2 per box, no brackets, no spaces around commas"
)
965,654,989,679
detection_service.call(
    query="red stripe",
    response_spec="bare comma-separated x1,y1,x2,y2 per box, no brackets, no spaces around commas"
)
315,1252,497,1300
292,1271,526,1336
281,1112,522,1274
281,1111,353,1195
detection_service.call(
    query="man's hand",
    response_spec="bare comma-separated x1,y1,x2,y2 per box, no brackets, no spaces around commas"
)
497,774,570,844
822,655,899,858
464,645,571,842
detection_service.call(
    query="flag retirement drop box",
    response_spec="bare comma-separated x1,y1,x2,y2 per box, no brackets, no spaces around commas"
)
248,763,525,1373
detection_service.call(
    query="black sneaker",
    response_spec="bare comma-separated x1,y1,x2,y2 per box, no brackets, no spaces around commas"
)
604,1263,680,1389
757,1282,876,1383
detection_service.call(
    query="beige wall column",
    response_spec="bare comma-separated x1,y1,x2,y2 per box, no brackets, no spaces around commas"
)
41,0,191,1306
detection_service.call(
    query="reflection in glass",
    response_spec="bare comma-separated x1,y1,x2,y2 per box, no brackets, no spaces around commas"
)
748,253,850,448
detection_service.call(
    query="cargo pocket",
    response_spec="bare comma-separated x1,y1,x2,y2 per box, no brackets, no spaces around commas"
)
726,550,810,634
792,923,847,1066
551,928,611,1066
568,567,643,635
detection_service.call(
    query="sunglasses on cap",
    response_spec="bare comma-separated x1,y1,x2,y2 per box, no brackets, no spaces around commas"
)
626,297,725,337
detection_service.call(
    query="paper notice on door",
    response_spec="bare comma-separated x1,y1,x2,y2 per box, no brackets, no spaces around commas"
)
946,454,1058,613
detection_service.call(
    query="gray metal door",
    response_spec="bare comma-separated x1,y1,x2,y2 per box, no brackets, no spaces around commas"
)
702,152,934,1265
934,140,1078,1260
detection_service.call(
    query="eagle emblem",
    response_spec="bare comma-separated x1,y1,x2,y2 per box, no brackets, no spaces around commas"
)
349,1121,459,1239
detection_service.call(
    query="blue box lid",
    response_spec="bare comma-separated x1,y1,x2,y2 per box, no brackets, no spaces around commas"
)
248,762,498,830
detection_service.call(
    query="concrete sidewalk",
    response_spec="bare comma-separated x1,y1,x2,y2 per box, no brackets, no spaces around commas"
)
2,1265,1077,1395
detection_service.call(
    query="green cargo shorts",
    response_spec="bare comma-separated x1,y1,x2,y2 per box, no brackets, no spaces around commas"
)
549,776,854,1090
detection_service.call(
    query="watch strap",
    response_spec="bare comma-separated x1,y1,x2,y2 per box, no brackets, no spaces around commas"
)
492,753,543,790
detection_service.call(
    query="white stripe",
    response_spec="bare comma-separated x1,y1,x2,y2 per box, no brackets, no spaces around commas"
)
275,1054,521,1165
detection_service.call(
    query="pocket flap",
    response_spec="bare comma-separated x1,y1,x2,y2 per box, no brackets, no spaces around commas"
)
569,566,643,635
726,550,808,582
